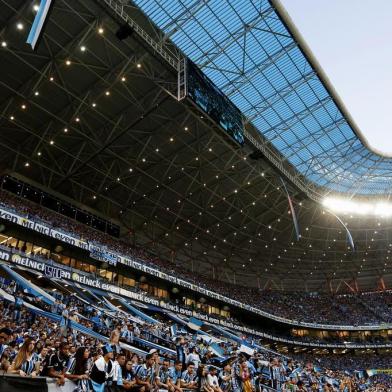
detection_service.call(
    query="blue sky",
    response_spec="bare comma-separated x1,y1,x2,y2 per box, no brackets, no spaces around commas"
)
280,0,392,155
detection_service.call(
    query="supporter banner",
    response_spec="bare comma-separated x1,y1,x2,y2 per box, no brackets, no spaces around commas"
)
0,207,88,250
89,246,118,266
1,206,392,332
188,316,203,330
367,369,392,375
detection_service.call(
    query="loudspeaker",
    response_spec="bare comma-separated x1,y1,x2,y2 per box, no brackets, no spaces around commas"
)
116,25,134,40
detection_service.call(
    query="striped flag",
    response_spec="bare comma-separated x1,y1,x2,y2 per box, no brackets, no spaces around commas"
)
239,342,254,356
170,324,178,337
27,0,54,50
209,342,224,357
187,317,203,330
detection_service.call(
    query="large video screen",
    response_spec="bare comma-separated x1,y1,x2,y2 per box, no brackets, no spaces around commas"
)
187,60,245,145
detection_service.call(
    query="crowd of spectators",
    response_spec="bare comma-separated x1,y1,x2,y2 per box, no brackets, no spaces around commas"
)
0,189,391,328
0,276,391,392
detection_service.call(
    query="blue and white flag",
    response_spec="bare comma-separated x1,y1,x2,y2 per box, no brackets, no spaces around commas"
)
27,0,54,50
187,317,203,330
209,342,224,357
239,342,254,356
170,324,178,337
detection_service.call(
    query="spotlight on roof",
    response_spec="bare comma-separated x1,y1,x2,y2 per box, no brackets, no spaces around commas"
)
322,197,392,217
115,24,134,41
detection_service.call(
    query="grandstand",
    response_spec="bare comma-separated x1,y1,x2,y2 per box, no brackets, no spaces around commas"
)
0,1,391,391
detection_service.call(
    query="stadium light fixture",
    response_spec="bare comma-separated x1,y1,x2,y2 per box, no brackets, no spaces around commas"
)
322,197,392,217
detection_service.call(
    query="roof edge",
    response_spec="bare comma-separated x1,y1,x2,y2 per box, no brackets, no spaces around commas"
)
270,0,392,159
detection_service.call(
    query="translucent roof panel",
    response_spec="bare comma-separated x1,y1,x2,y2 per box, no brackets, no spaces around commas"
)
133,0,392,195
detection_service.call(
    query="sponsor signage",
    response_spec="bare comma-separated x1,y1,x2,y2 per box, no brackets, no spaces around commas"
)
89,247,118,266
1,206,392,331
0,249,392,349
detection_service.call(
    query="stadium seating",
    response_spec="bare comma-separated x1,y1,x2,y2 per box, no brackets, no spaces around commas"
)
0,272,391,392
0,189,391,327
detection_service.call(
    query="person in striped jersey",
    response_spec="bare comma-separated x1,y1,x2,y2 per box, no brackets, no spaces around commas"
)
180,362,198,390
168,360,183,392
135,353,155,392
7,337,38,376
155,359,171,391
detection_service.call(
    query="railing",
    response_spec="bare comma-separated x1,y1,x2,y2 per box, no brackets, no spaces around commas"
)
0,373,76,392
100,0,180,69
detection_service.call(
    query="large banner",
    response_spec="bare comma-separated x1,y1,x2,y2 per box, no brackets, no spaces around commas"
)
1,205,392,332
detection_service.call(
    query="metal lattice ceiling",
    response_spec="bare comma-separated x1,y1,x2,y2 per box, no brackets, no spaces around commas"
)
0,0,391,292
133,0,392,196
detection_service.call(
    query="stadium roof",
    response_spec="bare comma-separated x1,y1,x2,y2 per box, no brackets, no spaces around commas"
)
133,0,392,196
0,0,391,292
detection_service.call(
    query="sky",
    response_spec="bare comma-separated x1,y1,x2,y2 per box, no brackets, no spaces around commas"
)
280,0,392,155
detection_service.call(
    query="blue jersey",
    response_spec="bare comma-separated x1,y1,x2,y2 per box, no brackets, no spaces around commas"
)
157,366,170,384
169,367,182,384
135,364,153,382
20,356,37,375
181,370,198,384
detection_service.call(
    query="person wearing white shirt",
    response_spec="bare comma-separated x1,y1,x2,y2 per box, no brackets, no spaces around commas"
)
113,353,126,390
207,367,223,392
186,347,201,369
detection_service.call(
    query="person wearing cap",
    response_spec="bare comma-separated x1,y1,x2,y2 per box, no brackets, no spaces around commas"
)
90,344,114,392
149,348,159,362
